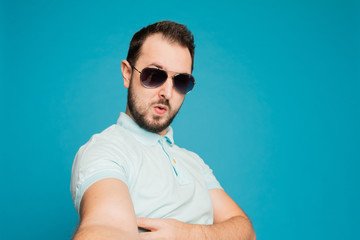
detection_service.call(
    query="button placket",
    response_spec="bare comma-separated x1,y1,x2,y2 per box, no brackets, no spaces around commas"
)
159,138,178,177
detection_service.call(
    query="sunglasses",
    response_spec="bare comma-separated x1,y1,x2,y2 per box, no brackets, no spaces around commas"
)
132,66,195,94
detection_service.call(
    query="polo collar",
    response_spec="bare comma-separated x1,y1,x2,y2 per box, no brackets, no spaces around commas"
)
116,112,174,146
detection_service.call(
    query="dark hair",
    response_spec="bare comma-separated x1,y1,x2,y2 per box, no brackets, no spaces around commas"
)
126,20,195,71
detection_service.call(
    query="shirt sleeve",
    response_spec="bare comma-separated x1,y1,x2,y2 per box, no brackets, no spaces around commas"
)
70,135,130,214
194,154,222,190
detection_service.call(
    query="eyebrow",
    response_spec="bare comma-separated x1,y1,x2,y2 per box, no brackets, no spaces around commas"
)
148,62,164,69
147,62,190,75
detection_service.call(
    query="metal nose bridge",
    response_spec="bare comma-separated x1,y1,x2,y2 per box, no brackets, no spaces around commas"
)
161,68,181,81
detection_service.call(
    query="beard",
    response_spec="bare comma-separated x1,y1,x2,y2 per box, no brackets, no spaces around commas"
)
127,80,181,134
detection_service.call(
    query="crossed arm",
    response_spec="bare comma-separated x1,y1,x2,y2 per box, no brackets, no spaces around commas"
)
72,178,256,240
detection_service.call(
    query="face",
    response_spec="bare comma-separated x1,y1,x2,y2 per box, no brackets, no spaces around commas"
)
122,34,193,135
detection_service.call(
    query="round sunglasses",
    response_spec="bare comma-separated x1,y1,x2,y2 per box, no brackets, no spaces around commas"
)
132,66,195,94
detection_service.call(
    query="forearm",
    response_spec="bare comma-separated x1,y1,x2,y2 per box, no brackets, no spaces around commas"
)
190,216,256,240
73,224,140,240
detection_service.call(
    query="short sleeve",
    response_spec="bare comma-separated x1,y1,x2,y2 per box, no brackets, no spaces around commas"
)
70,134,130,214
194,155,222,190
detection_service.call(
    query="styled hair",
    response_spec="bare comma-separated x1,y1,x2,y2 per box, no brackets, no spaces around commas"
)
126,20,195,71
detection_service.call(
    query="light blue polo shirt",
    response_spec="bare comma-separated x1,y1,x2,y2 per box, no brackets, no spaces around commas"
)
71,112,222,224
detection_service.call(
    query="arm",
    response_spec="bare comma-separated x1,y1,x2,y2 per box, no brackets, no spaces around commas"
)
137,189,255,240
204,188,256,239
72,178,140,240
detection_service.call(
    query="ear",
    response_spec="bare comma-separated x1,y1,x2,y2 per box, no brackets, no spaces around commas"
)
121,60,132,89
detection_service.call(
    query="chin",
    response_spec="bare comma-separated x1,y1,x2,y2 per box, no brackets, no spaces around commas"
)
150,118,167,127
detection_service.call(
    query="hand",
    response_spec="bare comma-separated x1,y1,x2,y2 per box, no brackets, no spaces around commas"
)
137,218,194,240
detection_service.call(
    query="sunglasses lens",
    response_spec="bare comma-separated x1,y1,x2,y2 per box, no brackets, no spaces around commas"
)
173,74,195,94
139,67,195,94
140,68,167,88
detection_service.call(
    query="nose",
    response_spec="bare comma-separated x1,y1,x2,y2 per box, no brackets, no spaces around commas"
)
159,76,174,99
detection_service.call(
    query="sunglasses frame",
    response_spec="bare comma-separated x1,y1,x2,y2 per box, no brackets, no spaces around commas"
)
132,66,195,94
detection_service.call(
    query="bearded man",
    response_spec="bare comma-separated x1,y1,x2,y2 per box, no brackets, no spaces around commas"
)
71,20,255,240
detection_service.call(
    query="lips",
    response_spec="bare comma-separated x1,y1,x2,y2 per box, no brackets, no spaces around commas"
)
154,105,167,115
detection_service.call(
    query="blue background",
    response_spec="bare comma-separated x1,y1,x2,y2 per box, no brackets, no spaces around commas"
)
1,0,359,239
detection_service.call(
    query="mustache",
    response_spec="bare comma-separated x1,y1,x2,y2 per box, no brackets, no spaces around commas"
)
154,99,170,108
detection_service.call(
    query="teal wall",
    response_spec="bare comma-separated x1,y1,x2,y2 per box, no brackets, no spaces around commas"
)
1,0,359,239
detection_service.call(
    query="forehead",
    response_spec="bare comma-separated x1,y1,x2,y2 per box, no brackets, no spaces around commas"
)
137,33,192,74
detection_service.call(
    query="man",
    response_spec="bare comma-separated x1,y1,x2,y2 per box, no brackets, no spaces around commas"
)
71,21,255,240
